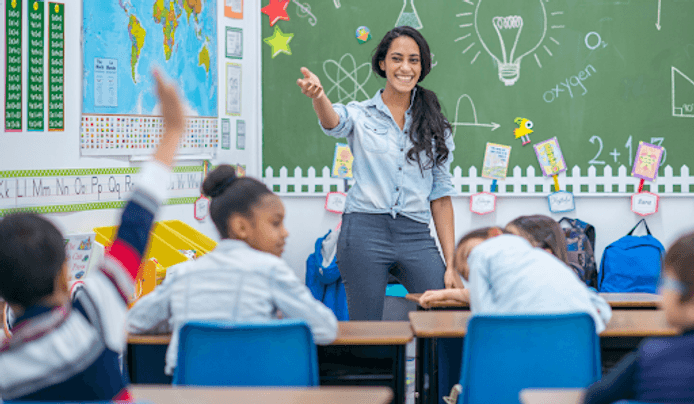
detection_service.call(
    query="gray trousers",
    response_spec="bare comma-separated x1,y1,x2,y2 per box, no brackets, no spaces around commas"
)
336,213,446,321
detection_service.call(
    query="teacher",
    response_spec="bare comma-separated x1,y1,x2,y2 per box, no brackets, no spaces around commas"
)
297,26,457,321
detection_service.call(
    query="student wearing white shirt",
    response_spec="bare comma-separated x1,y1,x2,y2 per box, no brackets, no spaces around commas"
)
127,165,338,376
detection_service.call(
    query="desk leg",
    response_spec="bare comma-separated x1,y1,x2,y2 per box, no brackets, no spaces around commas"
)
395,344,406,404
415,336,437,404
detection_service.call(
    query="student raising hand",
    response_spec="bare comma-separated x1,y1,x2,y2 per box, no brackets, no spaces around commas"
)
153,69,186,168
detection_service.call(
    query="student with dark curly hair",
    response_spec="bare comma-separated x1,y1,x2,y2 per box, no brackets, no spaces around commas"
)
297,26,458,320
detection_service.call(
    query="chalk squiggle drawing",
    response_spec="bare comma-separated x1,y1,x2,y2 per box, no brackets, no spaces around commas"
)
323,54,372,103
292,0,317,26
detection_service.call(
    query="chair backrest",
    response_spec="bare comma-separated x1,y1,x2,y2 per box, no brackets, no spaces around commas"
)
458,313,601,404
173,319,319,387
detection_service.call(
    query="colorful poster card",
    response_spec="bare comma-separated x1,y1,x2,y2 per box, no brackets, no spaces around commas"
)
225,27,243,59
48,2,64,131
533,137,567,177
325,192,347,213
481,142,512,180
5,0,23,131
332,143,354,179
28,0,45,131
64,233,95,282
632,142,664,182
225,0,243,18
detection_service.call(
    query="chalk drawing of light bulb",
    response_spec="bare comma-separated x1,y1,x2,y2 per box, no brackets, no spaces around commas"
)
396,0,423,29
474,0,547,86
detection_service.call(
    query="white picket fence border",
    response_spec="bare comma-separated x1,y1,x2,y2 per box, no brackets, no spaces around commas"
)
263,165,694,197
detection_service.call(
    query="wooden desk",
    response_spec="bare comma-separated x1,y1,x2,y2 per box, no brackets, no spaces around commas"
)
600,293,661,309
406,292,662,310
126,322,412,404
130,385,394,404
408,310,678,404
519,388,584,404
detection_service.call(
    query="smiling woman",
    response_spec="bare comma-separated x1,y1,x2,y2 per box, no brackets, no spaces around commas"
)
296,26,459,321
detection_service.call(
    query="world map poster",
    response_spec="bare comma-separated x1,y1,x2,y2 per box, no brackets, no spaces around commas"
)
81,0,218,156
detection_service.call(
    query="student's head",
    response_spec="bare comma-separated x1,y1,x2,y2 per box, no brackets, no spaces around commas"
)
505,215,570,265
661,232,694,328
454,227,506,281
202,165,288,257
0,213,69,310
372,27,452,173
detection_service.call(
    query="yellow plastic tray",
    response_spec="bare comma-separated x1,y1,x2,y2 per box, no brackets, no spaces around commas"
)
160,220,217,254
93,225,187,269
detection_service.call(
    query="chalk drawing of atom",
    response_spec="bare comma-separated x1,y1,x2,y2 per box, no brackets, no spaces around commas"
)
323,53,372,104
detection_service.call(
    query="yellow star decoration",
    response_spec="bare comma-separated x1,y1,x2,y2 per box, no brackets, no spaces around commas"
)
264,26,294,59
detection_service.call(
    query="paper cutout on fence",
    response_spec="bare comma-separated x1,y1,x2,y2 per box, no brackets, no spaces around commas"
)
64,233,95,282
263,26,294,58
631,142,664,182
482,143,512,180
548,191,575,213
261,0,290,26
325,192,347,213
470,192,496,215
533,137,566,177
332,143,354,179
631,192,659,216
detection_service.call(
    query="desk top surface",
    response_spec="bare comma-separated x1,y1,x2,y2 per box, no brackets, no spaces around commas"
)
408,310,679,338
520,388,585,404
128,321,413,346
130,385,393,404
406,292,662,309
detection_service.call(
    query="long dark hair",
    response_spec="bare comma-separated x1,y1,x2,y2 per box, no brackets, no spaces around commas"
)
202,165,273,238
506,215,570,265
372,26,452,171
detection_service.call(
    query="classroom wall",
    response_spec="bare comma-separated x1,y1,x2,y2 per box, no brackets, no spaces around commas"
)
0,0,262,243
280,196,694,281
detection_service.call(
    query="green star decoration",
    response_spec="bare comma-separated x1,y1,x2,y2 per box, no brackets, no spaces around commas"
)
264,26,294,59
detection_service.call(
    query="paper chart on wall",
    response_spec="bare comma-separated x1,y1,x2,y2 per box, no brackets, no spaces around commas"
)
226,63,241,116
225,0,243,18
64,233,96,282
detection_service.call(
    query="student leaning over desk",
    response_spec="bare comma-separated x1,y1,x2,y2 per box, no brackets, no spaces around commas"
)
127,164,338,376
297,26,458,321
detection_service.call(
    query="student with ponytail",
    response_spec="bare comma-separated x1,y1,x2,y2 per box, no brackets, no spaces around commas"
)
297,26,458,320
127,165,338,376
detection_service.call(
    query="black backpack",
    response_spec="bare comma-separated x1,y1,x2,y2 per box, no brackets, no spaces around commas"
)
559,217,598,288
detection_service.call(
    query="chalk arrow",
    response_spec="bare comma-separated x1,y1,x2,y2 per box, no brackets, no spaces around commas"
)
656,0,662,30
452,122,501,131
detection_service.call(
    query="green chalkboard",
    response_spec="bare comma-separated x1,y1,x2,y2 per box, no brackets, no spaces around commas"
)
262,0,694,186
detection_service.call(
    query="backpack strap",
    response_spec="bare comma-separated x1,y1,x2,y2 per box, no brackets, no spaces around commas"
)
627,219,651,236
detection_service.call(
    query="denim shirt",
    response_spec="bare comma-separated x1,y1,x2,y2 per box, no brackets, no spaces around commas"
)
321,88,456,223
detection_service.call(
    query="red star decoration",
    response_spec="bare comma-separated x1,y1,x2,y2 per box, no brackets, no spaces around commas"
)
261,0,290,27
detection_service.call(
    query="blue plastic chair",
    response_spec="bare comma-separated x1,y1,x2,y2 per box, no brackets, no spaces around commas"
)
457,313,601,404
173,319,319,386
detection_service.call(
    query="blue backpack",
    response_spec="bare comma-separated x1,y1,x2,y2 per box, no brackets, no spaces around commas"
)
599,219,664,293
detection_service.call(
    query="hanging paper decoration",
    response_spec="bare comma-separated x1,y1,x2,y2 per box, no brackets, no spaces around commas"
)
630,142,664,216
331,143,354,179
513,117,533,146
261,0,290,26
470,192,496,215
533,137,574,213
263,25,294,58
